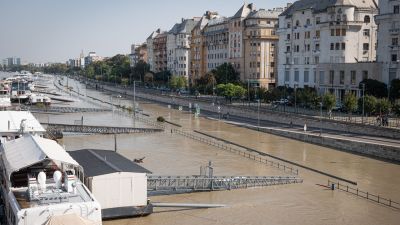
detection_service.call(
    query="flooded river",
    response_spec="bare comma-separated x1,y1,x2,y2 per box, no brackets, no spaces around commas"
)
3,73,399,224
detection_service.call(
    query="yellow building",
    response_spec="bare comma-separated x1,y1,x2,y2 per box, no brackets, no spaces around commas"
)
243,8,282,89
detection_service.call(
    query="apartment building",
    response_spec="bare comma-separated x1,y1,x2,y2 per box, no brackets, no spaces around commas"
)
277,0,378,100
243,8,282,89
167,18,199,78
204,16,229,72
376,0,400,84
153,31,168,73
146,29,162,72
190,11,219,85
229,3,256,80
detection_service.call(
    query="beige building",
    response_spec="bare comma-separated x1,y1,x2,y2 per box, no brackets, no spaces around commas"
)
146,29,162,72
376,0,400,84
229,3,256,80
153,32,168,73
243,8,282,89
190,11,219,85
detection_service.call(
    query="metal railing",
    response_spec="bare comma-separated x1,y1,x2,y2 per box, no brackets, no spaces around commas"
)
172,129,299,175
46,123,163,134
328,180,400,210
148,175,303,194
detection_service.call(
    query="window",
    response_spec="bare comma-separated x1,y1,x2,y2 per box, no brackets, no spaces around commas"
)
336,43,340,50
304,70,309,83
362,71,368,80
315,43,320,51
319,71,325,84
294,57,299,64
340,71,345,84
306,19,311,25
316,30,320,38
331,29,335,36
305,31,311,39
286,57,290,64
315,56,319,64
351,71,356,85
331,43,334,50
306,44,310,52
287,23,291,28
364,15,370,23
286,46,291,52
294,70,299,82
363,43,369,51
305,57,310,64
341,43,346,50
336,29,341,36
363,29,370,36
287,34,291,40
342,29,346,36
296,20,300,26
395,5,400,14
392,38,398,46
392,54,398,62
316,17,321,24
329,71,334,84
285,70,290,81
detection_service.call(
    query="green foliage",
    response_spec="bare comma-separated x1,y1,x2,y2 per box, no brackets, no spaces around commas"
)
213,63,240,84
393,103,400,117
194,72,216,95
343,93,357,113
376,98,391,114
216,83,246,102
390,79,400,101
132,60,150,82
169,75,187,90
322,93,336,111
360,79,388,98
296,87,318,108
358,95,377,115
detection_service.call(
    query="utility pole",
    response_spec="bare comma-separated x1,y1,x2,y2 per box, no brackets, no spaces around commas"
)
362,83,365,123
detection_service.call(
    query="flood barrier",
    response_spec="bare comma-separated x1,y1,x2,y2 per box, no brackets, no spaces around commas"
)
172,129,299,176
194,130,358,185
328,180,400,210
45,123,163,134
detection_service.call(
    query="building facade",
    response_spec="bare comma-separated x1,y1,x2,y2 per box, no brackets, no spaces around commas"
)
229,3,256,81
153,32,168,73
190,11,219,85
277,0,378,100
167,18,199,78
243,8,281,89
376,0,400,84
204,17,229,73
129,43,148,67
146,29,162,72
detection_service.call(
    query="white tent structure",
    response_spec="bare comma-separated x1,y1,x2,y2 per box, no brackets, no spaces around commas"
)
0,111,45,138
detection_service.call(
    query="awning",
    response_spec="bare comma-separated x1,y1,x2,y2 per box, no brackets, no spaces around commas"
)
45,214,98,225
1,135,79,179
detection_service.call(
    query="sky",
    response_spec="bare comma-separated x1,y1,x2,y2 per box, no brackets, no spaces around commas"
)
0,0,289,64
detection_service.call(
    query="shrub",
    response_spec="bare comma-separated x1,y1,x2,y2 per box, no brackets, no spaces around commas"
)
157,116,165,122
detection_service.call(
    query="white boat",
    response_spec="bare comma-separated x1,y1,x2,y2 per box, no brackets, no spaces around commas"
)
0,82,11,108
10,80,31,103
28,93,51,105
0,135,103,225
0,111,102,225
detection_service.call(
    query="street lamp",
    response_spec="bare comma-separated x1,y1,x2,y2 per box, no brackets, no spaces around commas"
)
294,84,298,113
361,83,365,123
320,101,323,135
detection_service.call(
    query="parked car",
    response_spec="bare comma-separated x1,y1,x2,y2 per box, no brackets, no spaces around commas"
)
273,98,289,105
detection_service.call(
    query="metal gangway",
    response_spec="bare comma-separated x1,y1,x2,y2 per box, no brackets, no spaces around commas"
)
147,175,303,195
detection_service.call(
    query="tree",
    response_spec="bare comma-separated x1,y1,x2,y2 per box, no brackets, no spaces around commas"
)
213,63,240,84
358,95,377,116
216,83,245,103
194,72,216,94
169,75,187,90
376,98,391,115
360,79,388,98
390,79,400,101
393,103,400,117
297,87,318,108
322,93,336,112
343,93,357,113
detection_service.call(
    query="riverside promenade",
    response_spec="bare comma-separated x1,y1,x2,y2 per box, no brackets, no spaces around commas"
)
72,78,400,162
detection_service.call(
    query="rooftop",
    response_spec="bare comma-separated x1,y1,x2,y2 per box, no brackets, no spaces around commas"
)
0,111,45,136
69,149,152,177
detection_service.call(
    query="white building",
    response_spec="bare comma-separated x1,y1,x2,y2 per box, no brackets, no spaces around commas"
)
167,18,199,78
277,0,378,99
146,29,162,72
204,16,229,72
376,0,400,84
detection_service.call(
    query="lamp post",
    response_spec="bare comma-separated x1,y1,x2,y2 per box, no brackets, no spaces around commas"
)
320,101,323,135
294,84,298,113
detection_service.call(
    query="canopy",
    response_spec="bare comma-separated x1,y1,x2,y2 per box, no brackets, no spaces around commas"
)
0,111,45,135
45,214,98,225
1,135,79,179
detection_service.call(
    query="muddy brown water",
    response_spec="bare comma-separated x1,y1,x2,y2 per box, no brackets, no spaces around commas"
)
35,77,400,224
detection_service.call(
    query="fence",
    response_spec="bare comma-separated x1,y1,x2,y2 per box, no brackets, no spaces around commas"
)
328,180,400,210
172,129,299,175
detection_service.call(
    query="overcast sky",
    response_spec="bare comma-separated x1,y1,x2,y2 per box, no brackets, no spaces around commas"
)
0,0,289,63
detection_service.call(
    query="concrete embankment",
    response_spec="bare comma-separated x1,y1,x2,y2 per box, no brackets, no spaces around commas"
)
253,126,400,162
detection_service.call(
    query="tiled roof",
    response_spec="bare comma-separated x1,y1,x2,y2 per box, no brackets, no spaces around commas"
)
169,18,199,34
232,3,256,19
247,9,282,19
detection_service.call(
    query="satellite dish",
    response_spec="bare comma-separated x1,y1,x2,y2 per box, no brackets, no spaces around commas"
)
53,171,62,189
37,172,47,192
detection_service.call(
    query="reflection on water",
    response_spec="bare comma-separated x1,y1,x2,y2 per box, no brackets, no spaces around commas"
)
11,74,400,224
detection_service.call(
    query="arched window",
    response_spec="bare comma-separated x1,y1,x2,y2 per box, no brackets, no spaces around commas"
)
296,20,300,26
364,15,370,23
